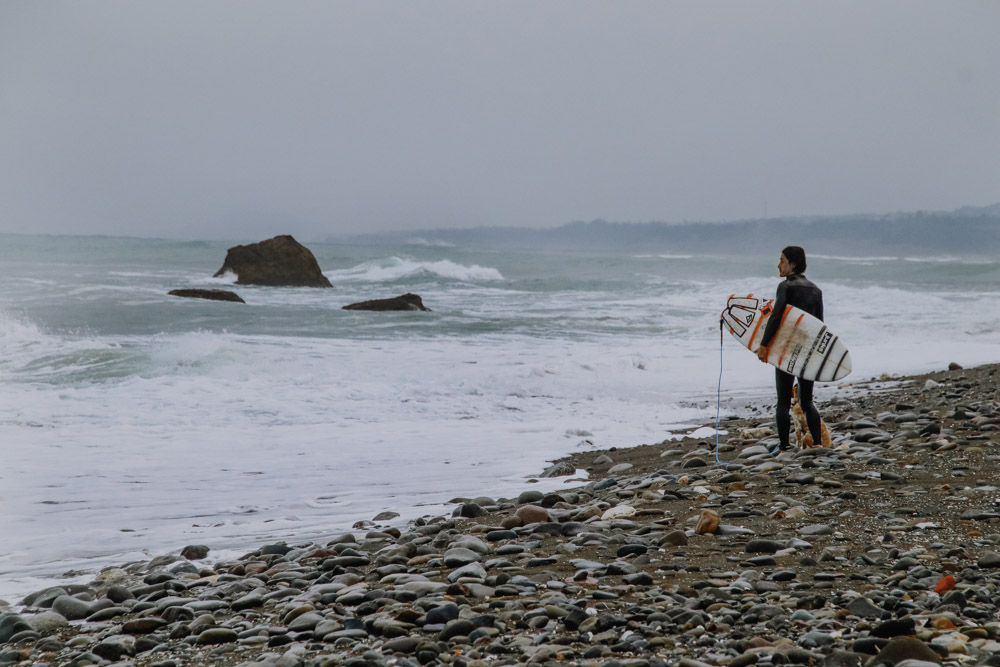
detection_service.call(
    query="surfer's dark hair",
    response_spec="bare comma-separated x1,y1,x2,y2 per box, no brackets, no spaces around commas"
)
782,246,807,273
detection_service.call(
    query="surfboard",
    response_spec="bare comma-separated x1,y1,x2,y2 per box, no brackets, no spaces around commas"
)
722,293,852,382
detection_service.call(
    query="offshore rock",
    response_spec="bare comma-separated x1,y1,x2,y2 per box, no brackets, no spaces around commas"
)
213,235,332,287
342,293,430,311
168,288,245,303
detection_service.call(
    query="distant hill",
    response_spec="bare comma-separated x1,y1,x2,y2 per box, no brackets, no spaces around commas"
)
335,203,1000,256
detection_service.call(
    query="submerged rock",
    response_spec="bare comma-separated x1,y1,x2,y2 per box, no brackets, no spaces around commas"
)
213,235,332,287
168,288,245,303
342,293,430,311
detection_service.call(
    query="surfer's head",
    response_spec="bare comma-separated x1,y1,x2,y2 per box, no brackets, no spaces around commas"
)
780,246,806,276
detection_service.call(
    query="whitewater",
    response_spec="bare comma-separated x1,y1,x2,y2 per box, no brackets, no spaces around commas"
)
1,234,999,603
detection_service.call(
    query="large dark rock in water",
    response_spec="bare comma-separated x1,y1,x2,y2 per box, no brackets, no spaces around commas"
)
169,289,245,303
342,293,431,311
213,235,332,287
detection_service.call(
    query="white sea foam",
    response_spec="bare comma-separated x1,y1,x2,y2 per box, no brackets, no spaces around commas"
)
405,238,456,248
326,256,504,283
2,237,1000,604
208,270,238,284
631,254,696,260
812,254,900,263
0,325,716,602
814,253,998,266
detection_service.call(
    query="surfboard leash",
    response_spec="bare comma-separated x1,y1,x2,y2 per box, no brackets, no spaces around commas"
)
714,316,729,467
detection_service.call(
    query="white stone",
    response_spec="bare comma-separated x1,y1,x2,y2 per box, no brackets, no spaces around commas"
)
601,505,636,520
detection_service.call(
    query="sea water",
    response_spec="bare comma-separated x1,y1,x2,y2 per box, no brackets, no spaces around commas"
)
1,233,999,602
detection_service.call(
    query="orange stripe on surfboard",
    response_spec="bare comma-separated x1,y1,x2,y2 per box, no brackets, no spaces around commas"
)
776,310,803,366
747,299,772,349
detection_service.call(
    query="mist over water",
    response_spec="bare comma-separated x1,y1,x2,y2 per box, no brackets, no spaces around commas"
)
1,233,999,602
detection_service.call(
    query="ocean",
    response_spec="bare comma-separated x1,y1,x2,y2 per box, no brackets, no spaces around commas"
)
2,233,999,603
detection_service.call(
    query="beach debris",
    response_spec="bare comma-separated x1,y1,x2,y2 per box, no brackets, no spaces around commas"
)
694,508,720,534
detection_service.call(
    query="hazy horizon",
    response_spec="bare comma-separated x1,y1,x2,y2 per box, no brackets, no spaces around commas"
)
2,1,998,241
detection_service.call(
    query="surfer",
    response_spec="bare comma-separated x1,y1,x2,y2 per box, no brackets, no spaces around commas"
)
756,246,824,451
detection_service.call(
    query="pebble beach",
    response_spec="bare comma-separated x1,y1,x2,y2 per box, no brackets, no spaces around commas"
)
3,363,1000,667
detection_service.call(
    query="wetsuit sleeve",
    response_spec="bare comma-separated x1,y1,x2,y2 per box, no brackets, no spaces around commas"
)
759,280,788,348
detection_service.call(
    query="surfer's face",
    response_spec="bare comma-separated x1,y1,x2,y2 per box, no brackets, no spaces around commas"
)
778,253,795,277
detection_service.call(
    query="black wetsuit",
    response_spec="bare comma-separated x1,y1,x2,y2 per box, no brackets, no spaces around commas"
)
760,273,824,450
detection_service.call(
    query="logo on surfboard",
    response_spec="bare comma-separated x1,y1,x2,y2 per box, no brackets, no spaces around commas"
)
722,295,762,337
816,330,833,354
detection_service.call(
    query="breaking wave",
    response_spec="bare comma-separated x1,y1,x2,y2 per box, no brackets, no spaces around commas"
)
326,257,504,283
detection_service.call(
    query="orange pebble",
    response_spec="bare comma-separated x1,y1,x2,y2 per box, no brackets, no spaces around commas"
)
934,575,956,593
932,616,958,630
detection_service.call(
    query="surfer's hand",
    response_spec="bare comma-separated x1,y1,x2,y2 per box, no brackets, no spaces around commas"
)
756,346,769,362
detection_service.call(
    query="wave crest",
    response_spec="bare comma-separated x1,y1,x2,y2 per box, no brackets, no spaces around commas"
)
328,257,504,283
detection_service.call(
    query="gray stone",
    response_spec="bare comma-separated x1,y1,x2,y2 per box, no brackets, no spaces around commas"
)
977,552,1000,568
869,636,941,665
439,618,477,641
452,503,488,518
196,628,239,645
122,617,169,634
383,636,421,653
541,461,576,478
823,650,865,667
447,562,487,582
51,595,92,621
232,592,264,611
288,612,324,632
845,596,884,618
443,547,481,567
660,530,688,546
180,544,211,560
106,585,134,603
450,536,490,554
424,603,459,625
19,587,68,608
517,490,545,504
0,614,32,643
746,539,785,554
402,581,449,597
570,559,607,572
92,636,134,661
25,611,68,634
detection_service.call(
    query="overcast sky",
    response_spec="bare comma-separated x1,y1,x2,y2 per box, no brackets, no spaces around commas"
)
2,1,998,240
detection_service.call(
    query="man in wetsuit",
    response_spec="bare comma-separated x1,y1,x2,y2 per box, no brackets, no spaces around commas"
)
756,246,824,451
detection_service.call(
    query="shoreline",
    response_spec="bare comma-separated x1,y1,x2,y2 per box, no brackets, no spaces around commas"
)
2,361,1000,666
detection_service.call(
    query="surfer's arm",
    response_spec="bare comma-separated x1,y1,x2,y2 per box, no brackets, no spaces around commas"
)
759,281,788,350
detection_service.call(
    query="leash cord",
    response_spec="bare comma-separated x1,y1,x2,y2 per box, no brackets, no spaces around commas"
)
714,317,729,466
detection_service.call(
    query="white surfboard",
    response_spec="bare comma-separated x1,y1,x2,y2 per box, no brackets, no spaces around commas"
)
722,293,852,382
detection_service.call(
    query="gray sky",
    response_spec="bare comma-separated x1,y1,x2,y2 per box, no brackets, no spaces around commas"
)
2,1,998,240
